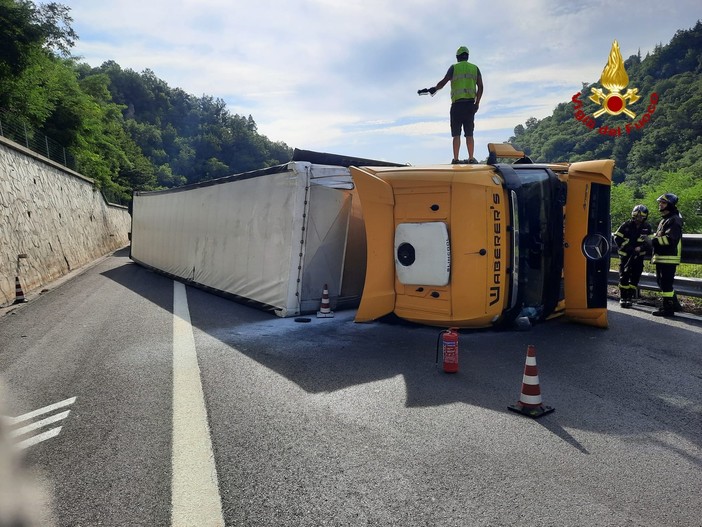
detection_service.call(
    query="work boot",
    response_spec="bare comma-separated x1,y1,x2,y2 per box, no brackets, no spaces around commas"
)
631,286,640,303
619,288,632,308
652,298,675,317
672,292,682,312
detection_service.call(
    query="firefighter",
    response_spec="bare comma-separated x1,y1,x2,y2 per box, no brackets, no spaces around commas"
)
649,193,683,317
613,204,652,308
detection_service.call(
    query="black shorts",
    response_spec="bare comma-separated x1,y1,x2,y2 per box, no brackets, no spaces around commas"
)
450,99,476,137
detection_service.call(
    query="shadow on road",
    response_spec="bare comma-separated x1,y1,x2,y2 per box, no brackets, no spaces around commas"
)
101,253,702,457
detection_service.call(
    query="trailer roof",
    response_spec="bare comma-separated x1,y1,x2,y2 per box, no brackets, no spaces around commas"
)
133,149,407,197
291,148,408,168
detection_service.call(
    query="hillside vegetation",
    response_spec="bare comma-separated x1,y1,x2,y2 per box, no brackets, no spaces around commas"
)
509,21,702,231
0,1,700,232
0,0,291,202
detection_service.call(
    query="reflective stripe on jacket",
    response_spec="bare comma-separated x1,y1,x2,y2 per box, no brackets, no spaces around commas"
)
651,211,683,265
613,219,652,258
451,61,478,103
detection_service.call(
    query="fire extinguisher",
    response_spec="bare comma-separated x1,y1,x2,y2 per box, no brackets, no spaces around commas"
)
435,328,459,373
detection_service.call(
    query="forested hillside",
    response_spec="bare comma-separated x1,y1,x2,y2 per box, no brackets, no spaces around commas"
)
510,21,702,231
74,61,292,190
1,0,700,230
0,0,292,202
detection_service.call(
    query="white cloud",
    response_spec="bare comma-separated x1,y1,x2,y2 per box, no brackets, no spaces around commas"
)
61,0,702,165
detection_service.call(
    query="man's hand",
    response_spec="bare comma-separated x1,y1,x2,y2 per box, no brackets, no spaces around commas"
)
429,86,437,95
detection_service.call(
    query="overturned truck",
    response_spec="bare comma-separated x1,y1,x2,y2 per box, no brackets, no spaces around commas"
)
130,150,403,317
130,144,613,328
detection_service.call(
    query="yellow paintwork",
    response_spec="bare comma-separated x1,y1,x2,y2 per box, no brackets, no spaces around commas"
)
563,159,614,328
351,165,509,328
351,168,395,322
352,157,613,329
487,142,525,158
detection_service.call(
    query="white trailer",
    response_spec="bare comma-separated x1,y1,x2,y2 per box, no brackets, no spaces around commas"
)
130,152,403,316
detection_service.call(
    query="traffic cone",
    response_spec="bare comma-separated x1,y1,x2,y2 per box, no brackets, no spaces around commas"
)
316,284,334,318
13,276,28,304
508,344,554,418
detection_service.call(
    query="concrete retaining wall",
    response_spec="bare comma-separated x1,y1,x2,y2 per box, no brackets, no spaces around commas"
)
0,136,131,306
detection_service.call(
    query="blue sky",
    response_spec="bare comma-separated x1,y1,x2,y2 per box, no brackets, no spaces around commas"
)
60,0,702,165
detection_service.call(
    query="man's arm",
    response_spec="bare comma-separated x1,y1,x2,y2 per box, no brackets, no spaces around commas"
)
652,218,682,249
435,73,451,90
614,224,633,255
475,68,483,109
430,67,453,94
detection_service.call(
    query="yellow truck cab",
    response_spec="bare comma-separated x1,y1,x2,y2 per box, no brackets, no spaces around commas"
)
351,143,613,329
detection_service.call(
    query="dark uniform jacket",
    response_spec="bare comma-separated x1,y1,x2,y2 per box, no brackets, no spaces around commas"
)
651,210,683,265
614,219,652,258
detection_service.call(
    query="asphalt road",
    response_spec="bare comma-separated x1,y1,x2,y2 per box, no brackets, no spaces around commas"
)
0,248,700,526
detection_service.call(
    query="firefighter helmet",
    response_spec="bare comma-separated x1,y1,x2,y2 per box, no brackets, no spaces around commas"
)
632,204,648,219
656,193,678,206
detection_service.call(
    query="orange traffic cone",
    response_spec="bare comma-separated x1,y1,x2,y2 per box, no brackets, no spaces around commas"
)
316,284,334,318
508,344,554,418
13,276,28,304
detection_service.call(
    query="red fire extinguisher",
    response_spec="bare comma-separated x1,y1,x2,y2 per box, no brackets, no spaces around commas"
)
436,328,459,373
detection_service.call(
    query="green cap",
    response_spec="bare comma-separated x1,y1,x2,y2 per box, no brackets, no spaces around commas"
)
456,46,469,56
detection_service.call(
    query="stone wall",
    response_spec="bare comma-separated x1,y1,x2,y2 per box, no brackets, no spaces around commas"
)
0,136,131,306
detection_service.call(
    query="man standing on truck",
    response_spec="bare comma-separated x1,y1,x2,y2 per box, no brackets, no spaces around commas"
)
614,205,652,308
427,46,483,165
650,193,683,317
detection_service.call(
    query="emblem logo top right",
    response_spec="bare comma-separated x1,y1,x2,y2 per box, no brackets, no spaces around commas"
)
589,40,640,118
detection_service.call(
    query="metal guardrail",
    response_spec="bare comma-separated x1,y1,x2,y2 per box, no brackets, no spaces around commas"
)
608,270,702,298
679,234,702,263
608,234,702,298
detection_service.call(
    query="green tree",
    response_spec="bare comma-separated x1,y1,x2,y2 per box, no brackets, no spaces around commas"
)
1,0,293,198
509,21,702,232
0,0,43,75
610,182,638,229
643,170,702,233
0,0,77,107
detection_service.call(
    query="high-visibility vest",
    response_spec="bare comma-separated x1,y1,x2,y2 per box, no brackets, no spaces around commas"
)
451,61,478,102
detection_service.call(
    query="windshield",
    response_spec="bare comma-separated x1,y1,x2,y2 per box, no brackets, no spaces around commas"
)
513,168,565,317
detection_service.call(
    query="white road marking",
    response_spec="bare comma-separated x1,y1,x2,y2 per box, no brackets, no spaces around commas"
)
15,427,62,450
2,397,76,450
9,410,71,438
6,396,76,426
171,281,225,527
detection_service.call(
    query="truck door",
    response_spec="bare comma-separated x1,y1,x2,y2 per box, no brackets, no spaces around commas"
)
350,167,396,321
